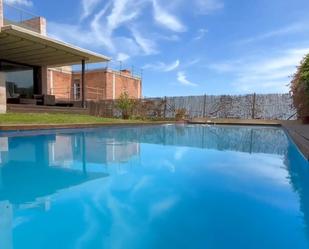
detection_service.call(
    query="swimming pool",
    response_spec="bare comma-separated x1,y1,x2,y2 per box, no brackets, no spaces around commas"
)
0,124,308,249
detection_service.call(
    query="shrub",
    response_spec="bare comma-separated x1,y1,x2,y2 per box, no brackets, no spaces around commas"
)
116,92,136,119
175,108,187,121
290,54,309,119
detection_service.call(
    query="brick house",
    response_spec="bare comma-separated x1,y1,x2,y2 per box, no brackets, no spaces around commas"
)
0,1,142,113
48,67,142,102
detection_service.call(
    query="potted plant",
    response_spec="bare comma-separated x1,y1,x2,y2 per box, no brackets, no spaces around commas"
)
116,92,135,119
290,53,309,123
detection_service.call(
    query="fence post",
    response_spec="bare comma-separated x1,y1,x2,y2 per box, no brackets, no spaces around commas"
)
163,96,167,118
251,93,256,119
202,94,206,118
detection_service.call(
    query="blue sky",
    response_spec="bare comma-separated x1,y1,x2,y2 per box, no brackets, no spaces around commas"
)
4,0,309,97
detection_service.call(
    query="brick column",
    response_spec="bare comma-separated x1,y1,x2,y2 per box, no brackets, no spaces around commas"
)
41,66,49,94
21,16,47,35
0,72,6,113
39,17,46,35
138,79,142,99
0,0,4,28
112,72,116,99
81,60,86,108
0,0,5,114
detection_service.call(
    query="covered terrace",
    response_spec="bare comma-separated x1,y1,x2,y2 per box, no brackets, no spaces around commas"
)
0,24,110,113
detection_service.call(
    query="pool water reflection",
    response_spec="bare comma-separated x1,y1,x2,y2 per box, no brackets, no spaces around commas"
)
0,125,308,249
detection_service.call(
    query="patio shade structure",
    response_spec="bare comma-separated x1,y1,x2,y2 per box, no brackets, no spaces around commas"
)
0,25,109,66
0,24,110,107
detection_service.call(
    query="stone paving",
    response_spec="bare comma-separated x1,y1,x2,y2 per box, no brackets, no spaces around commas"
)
281,121,309,160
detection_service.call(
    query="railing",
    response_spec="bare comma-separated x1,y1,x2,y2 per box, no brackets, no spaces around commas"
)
77,60,143,80
49,86,105,102
3,3,41,33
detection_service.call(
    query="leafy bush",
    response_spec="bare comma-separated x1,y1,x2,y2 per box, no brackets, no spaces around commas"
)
116,92,136,119
175,108,187,121
291,54,309,119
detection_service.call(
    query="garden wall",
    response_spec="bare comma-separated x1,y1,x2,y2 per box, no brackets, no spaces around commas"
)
88,93,296,120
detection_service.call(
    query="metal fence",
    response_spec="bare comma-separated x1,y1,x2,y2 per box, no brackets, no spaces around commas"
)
162,93,295,120
49,86,105,102
100,60,143,80
88,93,296,120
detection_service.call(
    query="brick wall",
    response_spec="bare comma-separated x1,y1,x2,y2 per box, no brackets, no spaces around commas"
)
105,72,113,100
0,0,3,27
49,68,142,102
108,70,141,99
0,72,6,113
20,17,46,35
49,69,72,100
72,70,107,101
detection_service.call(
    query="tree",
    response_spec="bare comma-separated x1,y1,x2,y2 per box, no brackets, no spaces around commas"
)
116,92,135,119
290,54,309,121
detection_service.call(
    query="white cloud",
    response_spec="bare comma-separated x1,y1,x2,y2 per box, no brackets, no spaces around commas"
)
158,34,180,42
195,0,224,14
81,0,101,20
143,60,180,72
131,29,158,55
177,71,198,86
48,22,94,46
165,60,180,71
106,0,140,34
116,53,130,61
90,0,140,51
237,22,309,45
174,147,189,160
193,28,208,41
210,47,309,93
182,58,201,68
150,196,179,219
152,0,186,32
49,0,150,59
4,0,32,7
48,0,192,60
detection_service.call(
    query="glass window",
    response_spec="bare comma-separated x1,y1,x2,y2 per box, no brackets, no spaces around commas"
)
73,79,81,100
0,61,34,99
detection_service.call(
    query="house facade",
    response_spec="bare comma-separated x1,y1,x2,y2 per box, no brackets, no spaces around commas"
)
48,67,142,102
0,1,142,113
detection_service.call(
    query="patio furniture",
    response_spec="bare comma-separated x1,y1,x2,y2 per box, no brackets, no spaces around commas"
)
43,95,56,106
6,89,21,104
55,101,74,107
19,98,38,105
33,94,56,106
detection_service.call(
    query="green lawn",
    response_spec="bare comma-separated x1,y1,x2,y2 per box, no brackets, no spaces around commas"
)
0,113,148,125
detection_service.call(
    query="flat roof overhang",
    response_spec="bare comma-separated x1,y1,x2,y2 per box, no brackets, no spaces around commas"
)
0,25,110,67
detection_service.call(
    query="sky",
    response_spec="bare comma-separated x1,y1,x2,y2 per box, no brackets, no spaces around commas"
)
4,0,309,97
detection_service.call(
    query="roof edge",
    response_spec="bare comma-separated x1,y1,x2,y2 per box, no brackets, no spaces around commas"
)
0,25,111,63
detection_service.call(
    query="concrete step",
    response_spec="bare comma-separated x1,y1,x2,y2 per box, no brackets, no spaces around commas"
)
7,104,89,115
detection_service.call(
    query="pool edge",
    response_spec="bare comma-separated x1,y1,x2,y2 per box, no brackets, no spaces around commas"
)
1,120,308,161
0,121,174,131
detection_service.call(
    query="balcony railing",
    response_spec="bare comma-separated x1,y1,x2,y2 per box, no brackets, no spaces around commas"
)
101,60,143,79
3,3,41,33
49,86,106,102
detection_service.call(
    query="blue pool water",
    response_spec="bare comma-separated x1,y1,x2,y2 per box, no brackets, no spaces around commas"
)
0,124,308,249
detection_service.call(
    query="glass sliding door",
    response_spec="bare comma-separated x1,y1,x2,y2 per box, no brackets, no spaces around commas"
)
1,61,34,99
0,61,37,102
